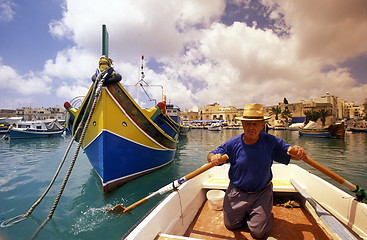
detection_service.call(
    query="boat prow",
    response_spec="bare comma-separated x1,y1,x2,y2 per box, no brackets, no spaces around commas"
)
64,25,181,192
66,81,178,192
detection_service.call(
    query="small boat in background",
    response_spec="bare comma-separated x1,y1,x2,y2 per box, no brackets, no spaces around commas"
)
350,127,367,132
299,121,345,139
0,117,22,125
0,123,11,134
272,119,287,130
166,104,190,136
286,122,304,131
9,120,64,139
349,120,367,132
208,122,222,131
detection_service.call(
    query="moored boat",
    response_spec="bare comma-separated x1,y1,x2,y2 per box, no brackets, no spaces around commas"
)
286,122,304,131
272,119,287,130
123,163,367,240
166,104,190,136
350,127,367,132
208,122,222,131
8,120,64,139
0,117,22,125
299,121,345,139
65,26,179,192
0,123,10,134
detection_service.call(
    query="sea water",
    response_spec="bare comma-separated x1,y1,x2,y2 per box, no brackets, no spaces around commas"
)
0,129,366,240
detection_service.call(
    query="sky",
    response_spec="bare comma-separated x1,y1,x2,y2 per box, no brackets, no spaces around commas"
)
1,0,367,111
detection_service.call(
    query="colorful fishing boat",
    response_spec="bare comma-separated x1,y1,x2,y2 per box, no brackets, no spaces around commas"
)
64,25,179,192
8,120,64,139
299,121,345,139
166,104,190,136
349,127,367,132
0,123,10,134
123,162,367,240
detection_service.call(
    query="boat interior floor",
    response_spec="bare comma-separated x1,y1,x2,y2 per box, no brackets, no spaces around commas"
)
184,198,332,240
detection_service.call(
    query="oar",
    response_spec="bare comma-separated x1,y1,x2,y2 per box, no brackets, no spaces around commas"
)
289,148,366,202
108,154,229,213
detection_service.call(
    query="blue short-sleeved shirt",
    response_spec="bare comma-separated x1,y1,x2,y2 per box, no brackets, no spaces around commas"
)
210,132,291,192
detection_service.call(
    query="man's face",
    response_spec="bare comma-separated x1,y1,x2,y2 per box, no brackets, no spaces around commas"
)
242,120,265,139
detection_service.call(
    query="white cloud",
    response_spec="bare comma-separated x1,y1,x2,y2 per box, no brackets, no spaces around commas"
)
43,47,97,83
264,0,367,63
0,0,15,22
5,0,367,110
56,85,89,101
0,63,52,95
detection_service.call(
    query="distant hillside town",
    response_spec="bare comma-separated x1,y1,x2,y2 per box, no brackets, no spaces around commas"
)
180,94,367,127
0,106,66,121
0,94,366,127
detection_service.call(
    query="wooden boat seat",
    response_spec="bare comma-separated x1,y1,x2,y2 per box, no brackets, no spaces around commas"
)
202,177,296,192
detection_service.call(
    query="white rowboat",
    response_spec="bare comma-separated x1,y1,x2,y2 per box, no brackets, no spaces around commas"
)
123,163,367,240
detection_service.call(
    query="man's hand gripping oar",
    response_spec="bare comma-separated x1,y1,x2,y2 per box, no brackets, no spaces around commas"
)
288,147,366,202
108,154,229,213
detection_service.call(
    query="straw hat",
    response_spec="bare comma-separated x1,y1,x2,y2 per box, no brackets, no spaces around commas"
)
236,103,270,121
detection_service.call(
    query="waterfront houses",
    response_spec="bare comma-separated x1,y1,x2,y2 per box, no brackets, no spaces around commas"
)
181,95,367,127
0,106,67,122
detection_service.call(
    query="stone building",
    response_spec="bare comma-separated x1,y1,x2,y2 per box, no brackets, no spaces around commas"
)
0,109,17,118
198,103,242,125
264,93,353,126
181,110,199,125
0,106,66,121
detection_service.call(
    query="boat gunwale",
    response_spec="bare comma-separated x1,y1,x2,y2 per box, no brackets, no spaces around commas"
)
106,83,178,149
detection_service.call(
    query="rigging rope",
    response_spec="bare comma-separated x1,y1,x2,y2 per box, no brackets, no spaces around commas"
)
1,68,110,240
30,69,109,239
0,135,76,228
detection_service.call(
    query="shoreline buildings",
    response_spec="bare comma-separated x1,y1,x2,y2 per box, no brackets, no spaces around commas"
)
0,106,66,121
181,94,367,127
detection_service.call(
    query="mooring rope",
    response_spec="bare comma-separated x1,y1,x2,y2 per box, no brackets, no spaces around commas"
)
0,70,103,229
0,68,111,240
0,135,76,228
30,70,109,239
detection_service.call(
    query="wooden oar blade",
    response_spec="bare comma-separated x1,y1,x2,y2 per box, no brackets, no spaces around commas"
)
107,154,229,214
107,204,125,213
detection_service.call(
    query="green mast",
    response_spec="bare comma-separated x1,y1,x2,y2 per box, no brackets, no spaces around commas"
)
102,24,109,57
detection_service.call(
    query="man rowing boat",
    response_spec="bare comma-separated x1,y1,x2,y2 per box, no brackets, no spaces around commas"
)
207,103,306,239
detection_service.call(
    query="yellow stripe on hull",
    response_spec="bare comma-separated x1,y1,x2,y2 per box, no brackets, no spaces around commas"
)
82,87,171,150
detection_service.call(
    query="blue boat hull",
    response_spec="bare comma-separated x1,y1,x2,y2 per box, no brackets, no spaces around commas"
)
9,129,64,139
299,130,331,138
84,130,176,192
